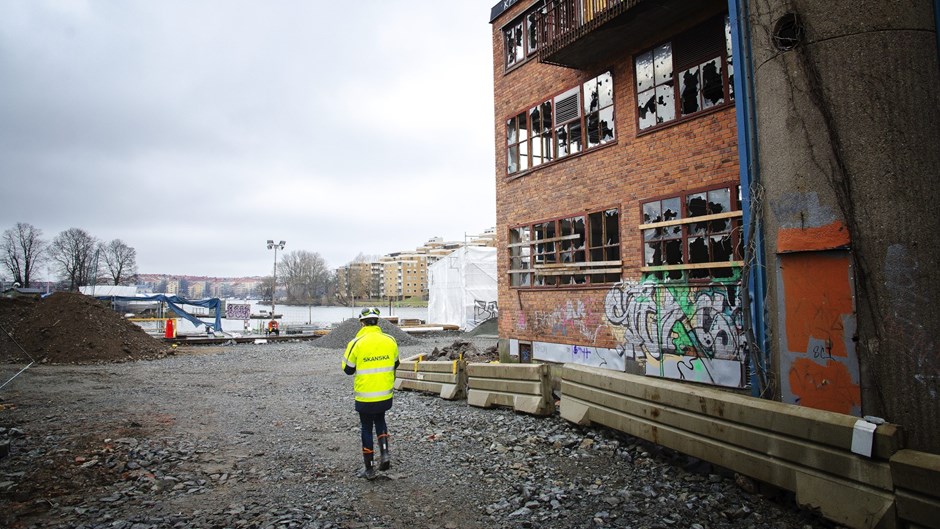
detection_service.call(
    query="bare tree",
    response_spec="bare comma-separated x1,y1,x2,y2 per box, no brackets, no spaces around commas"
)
1,222,46,288
279,250,331,304
100,239,138,285
50,228,100,291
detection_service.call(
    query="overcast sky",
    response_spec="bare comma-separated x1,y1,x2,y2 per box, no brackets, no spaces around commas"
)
0,0,497,279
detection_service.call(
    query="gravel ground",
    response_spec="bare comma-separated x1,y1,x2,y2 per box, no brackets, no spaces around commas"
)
0,336,839,529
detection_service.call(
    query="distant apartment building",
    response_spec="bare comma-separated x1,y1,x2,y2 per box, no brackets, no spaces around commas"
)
336,229,496,301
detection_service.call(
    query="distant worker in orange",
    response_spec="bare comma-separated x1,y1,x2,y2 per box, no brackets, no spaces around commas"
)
266,319,279,336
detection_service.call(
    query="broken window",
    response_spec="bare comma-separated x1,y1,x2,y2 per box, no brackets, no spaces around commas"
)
506,70,615,176
641,185,742,281
503,2,546,70
508,208,620,288
635,14,733,132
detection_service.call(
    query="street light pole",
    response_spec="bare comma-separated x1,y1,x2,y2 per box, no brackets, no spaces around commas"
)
266,240,286,317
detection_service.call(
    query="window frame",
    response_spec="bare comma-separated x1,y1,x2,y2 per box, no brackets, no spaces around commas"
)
505,70,616,177
502,1,546,72
509,206,621,289
634,14,735,134
639,183,743,282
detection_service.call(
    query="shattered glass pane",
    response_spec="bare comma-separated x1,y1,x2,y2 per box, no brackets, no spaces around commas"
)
589,211,603,247
662,198,681,221
654,43,673,85
665,239,683,265
599,107,615,142
689,236,708,263
711,234,733,262
708,187,730,214
527,11,539,54
568,122,582,154
637,88,656,130
643,201,662,224
725,16,734,100
556,125,569,156
507,118,517,144
687,193,707,217
507,146,518,173
605,209,619,243
701,58,724,108
586,112,600,148
645,242,661,266
598,71,613,108
529,105,542,132
584,78,600,113
712,266,733,278
635,50,654,92
516,112,528,141
680,66,701,116
541,101,553,133
656,83,675,123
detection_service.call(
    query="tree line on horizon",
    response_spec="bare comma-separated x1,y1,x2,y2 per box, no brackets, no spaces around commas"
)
1,222,378,306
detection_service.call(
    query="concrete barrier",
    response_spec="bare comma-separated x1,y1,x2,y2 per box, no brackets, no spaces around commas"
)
890,449,940,529
395,356,466,400
467,363,554,416
561,363,902,529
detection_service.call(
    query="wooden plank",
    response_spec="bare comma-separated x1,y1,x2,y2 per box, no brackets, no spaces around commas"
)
640,261,744,272
536,268,622,276
507,233,581,247
562,364,901,459
563,380,894,490
534,260,622,269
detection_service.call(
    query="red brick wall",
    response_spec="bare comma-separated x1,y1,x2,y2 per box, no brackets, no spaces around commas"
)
491,4,739,348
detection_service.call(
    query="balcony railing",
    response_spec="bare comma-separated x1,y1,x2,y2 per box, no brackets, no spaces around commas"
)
537,0,636,65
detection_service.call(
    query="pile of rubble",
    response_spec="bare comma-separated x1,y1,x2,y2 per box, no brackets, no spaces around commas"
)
423,340,498,362
313,317,421,349
0,292,173,365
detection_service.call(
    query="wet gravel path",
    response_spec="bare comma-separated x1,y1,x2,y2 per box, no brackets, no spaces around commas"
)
0,337,838,529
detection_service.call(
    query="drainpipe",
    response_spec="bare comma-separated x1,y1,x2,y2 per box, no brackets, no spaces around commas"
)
728,0,771,398
935,0,940,58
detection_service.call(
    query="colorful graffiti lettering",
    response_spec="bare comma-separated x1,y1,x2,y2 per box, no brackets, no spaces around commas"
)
604,279,746,387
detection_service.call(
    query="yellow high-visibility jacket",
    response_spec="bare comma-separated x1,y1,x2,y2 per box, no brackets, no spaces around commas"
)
342,325,399,403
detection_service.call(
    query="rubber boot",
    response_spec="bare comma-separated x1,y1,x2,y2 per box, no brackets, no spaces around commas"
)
378,434,391,471
358,448,376,480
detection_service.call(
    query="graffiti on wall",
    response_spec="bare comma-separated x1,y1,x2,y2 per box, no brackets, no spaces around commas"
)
472,300,498,323
529,340,626,371
530,299,606,342
604,279,746,387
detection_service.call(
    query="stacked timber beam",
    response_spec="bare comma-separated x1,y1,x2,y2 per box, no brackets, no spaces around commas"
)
561,363,901,529
466,362,554,416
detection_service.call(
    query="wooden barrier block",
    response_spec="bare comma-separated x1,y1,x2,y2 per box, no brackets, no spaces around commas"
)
891,450,940,529
395,360,465,401
466,362,554,416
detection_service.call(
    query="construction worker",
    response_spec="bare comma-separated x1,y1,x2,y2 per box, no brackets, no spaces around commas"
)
342,307,399,480
267,319,279,336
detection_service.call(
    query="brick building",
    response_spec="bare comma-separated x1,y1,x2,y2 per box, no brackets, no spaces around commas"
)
491,0,746,386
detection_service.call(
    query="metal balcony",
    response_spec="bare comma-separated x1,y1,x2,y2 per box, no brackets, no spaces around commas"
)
536,0,724,69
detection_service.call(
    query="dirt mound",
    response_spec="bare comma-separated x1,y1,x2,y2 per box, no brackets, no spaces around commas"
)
423,340,498,363
0,292,173,365
315,318,420,349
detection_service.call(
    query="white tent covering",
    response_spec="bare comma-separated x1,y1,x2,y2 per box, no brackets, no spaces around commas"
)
427,246,498,330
